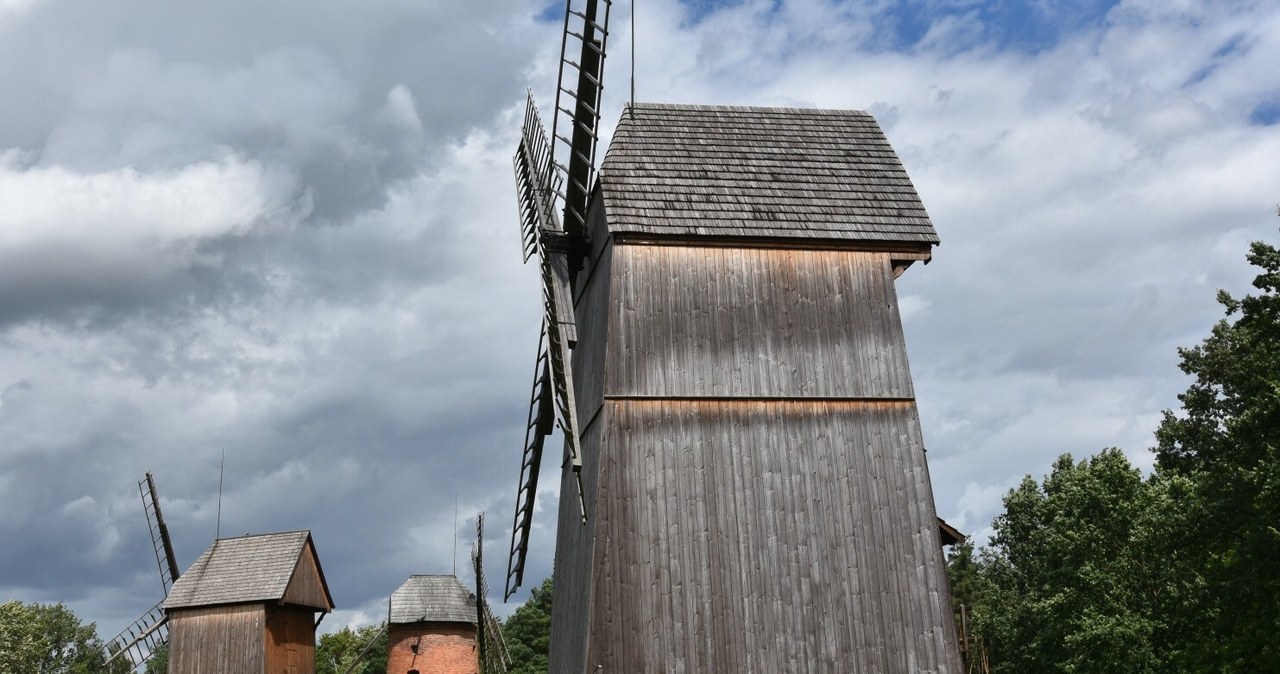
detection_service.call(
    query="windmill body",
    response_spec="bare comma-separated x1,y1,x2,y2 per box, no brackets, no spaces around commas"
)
538,103,964,672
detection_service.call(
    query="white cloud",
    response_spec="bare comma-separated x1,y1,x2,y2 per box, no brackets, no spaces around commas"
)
0,155,304,289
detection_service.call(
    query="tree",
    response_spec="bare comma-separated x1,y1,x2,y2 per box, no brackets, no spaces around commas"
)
143,643,167,674
978,450,1164,674
1154,238,1280,672
316,622,388,674
0,600,130,674
502,577,552,674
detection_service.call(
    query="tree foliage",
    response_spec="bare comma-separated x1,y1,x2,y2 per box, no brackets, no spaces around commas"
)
0,600,130,674
502,577,552,674
971,451,1168,673
143,643,167,674
316,623,388,674
957,236,1280,674
1153,238,1280,671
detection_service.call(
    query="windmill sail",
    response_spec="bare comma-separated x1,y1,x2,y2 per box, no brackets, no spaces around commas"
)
505,0,613,601
104,472,180,671
474,513,512,674
551,0,612,239
507,94,586,600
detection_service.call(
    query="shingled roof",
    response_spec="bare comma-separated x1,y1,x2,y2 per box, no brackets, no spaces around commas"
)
164,531,333,611
597,103,938,246
389,575,476,625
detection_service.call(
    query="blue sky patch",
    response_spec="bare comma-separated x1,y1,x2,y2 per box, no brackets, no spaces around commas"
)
1250,97,1280,126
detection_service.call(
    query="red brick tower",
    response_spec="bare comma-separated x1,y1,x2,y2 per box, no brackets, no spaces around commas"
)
386,575,479,674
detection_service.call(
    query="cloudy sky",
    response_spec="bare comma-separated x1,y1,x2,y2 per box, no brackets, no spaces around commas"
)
2,0,1278,640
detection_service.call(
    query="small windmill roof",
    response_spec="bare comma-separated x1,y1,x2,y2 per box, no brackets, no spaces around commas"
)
164,530,333,611
389,575,476,625
598,103,938,246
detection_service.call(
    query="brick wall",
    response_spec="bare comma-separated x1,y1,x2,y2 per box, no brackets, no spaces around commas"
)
386,622,479,674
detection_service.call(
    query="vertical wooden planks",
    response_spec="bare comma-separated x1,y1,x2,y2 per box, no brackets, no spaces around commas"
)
586,401,960,673
606,245,917,399
166,604,265,673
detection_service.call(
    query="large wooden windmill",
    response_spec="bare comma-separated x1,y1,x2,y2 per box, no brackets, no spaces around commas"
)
104,472,181,671
505,1,963,672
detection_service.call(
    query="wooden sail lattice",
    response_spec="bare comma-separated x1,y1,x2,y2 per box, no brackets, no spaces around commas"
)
506,93,588,601
104,472,179,671
474,513,512,674
549,0,612,239
504,0,612,605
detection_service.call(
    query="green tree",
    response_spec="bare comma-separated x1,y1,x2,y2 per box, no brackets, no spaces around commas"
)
0,600,130,674
979,450,1163,674
143,643,167,674
316,622,388,674
1154,238,1280,672
502,577,552,674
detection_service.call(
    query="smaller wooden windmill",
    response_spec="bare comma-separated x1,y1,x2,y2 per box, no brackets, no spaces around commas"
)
104,472,181,671
163,530,334,672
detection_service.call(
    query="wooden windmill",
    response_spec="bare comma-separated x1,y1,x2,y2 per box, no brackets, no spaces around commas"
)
104,472,181,672
505,1,964,672
163,530,334,673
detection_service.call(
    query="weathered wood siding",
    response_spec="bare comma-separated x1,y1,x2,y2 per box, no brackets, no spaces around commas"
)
547,230,962,672
587,399,956,672
609,246,915,398
167,604,265,674
548,196,614,673
264,605,317,674
282,542,330,610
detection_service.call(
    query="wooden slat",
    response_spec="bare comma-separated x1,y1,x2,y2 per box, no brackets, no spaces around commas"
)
607,245,916,399
281,541,331,611
582,399,961,673
167,604,265,673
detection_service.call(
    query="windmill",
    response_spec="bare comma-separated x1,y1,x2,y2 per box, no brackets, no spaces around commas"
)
104,472,181,671
504,0,613,601
505,1,965,672
473,513,511,674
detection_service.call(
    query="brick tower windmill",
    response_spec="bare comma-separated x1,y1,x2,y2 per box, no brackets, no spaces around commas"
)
504,2,963,672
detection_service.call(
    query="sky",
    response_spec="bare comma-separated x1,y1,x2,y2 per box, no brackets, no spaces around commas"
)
1,0,1278,641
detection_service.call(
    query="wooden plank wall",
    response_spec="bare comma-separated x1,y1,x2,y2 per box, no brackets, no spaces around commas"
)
548,198,615,673
587,400,958,672
265,605,317,674
167,604,265,673
608,246,915,399
547,239,962,673
282,542,331,610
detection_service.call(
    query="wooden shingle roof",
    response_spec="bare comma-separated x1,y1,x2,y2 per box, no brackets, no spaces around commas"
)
389,575,476,625
598,103,938,246
164,530,333,612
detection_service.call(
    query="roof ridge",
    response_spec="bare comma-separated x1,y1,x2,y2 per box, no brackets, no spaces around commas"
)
626,102,872,116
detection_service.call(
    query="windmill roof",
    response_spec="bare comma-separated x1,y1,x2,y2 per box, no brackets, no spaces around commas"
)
389,575,476,625
164,530,333,611
598,103,938,247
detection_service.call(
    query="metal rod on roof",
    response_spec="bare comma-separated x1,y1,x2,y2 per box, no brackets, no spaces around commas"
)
630,0,635,116
453,494,459,576
215,448,225,541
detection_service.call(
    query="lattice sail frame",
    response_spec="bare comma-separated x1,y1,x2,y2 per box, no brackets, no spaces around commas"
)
505,0,612,602
506,94,587,601
474,513,512,674
104,472,180,671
